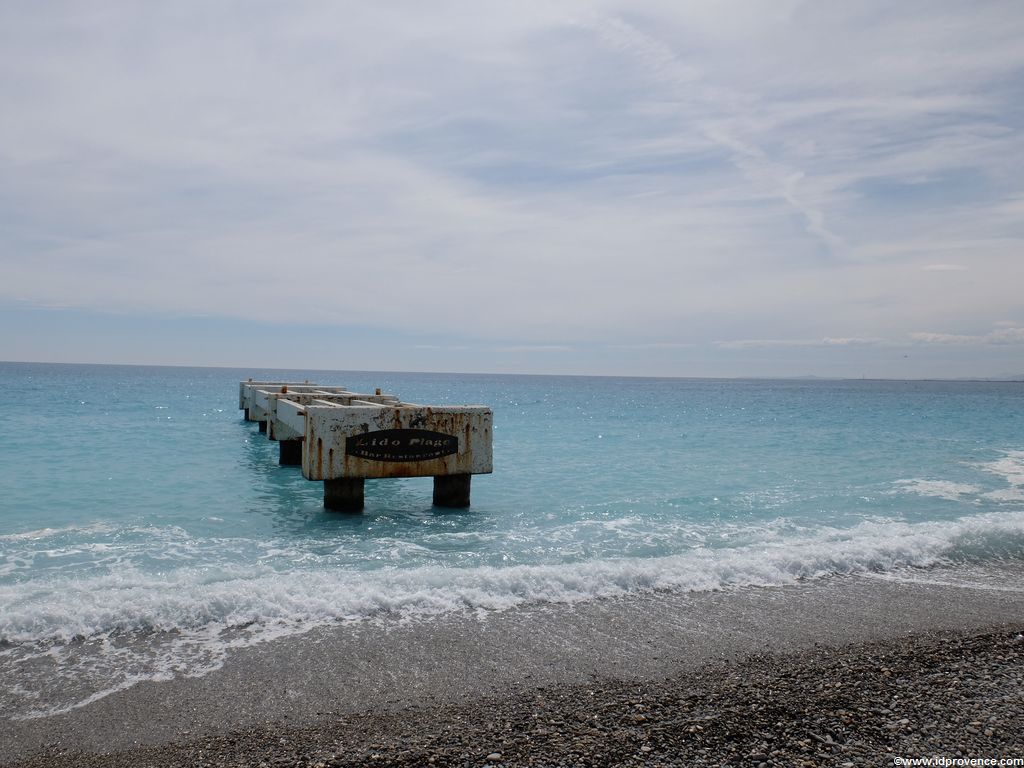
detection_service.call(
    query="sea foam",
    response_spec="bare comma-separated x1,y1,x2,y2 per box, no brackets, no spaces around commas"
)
3,508,1023,720
4,509,1023,644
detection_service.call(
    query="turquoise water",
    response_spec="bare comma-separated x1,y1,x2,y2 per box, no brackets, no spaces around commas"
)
1,362,1022,717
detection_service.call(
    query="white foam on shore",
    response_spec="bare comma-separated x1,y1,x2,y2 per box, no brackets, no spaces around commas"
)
894,450,1024,503
4,511,1023,645
980,450,1024,486
977,450,1024,500
0,522,118,542
893,479,981,502
3,508,1024,720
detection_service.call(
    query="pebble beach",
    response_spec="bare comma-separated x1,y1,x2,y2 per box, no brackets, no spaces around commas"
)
5,569,1024,768
10,625,1024,768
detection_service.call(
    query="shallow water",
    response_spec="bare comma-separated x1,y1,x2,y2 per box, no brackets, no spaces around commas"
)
1,362,1022,717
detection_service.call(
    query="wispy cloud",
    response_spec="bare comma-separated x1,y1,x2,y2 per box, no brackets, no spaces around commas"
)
495,345,574,353
1,1,1023,376
607,342,695,350
911,327,1024,345
582,13,847,259
716,337,888,350
909,333,980,345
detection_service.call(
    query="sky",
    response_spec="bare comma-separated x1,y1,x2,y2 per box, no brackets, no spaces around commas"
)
1,1,1023,378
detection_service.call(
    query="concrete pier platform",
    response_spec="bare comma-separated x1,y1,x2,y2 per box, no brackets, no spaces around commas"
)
239,379,492,510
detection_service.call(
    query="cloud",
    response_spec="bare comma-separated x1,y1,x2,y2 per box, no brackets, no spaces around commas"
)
714,339,812,350
715,337,887,350
607,342,695,350
1,1,1023,376
495,345,574,353
909,333,980,345
581,12,847,258
821,337,888,346
911,327,1024,345
988,327,1024,345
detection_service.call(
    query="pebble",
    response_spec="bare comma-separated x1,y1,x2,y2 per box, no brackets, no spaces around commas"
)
9,627,1023,768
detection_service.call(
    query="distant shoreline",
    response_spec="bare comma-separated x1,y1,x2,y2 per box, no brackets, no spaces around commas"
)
5,565,1024,765
2,359,1022,382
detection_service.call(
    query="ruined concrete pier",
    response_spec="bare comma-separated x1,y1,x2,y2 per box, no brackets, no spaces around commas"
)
238,379,492,511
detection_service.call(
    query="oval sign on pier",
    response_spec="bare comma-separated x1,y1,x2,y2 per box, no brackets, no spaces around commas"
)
345,429,459,462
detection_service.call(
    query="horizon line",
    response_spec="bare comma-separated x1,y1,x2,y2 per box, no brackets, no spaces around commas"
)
3,359,1022,384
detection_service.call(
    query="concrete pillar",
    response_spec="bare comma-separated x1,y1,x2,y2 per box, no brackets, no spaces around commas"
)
433,475,471,508
244,408,250,420
258,420,267,433
279,439,302,466
324,478,364,512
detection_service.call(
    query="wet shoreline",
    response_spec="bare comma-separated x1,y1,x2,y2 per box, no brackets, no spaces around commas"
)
4,566,1024,766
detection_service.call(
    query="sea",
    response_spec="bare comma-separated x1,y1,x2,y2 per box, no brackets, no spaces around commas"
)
1,362,1022,720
